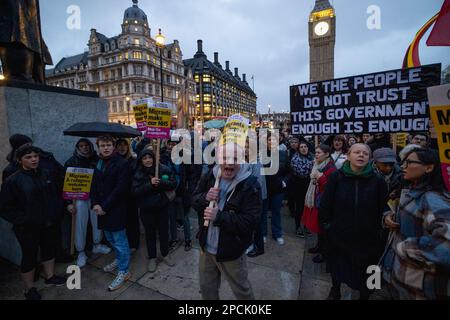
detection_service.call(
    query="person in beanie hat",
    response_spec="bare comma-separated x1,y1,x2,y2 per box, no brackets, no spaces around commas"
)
3,134,33,182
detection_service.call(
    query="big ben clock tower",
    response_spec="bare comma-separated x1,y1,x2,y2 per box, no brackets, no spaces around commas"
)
309,0,336,83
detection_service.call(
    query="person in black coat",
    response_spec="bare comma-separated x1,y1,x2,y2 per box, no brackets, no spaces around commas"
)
2,134,72,263
263,133,289,245
0,145,66,300
192,143,262,300
132,149,177,273
319,143,388,300
90,136,131,292
116,138,140,253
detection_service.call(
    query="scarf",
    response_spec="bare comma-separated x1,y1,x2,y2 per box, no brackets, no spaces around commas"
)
341,161,373,178
97,153,114,173
305,158,331,209
205,164,252,255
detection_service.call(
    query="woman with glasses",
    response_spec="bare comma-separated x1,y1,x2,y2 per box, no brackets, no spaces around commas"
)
380,148,450,300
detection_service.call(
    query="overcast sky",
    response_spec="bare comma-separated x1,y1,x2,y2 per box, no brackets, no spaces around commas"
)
41,0,449,113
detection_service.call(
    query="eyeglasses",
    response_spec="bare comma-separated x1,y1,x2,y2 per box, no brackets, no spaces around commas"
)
401,159,424,167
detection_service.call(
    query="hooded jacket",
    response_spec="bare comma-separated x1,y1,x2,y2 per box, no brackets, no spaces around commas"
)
64,139,99,169
192,165,262,262
131,149,177,212
0,167,63,227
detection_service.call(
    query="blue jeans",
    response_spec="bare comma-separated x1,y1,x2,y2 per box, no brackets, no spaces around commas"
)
104,230,130,273
264,193,284,239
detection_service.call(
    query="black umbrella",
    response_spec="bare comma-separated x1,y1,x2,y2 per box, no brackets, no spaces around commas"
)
63,122,142,138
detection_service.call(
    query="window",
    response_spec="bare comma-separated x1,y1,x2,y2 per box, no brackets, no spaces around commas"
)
92,72,99,82
166,75,171,84
119,54,123,61
134,82,145,94
202,74,211,83
125,83,130,94
134,65,143,75
134,38,140,46
133,51,142,59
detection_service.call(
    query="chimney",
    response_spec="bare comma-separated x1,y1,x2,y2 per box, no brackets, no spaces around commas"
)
194,39,206,58
234,68,239,77
214,52,219,64
243,74,247,82
225,61,230,71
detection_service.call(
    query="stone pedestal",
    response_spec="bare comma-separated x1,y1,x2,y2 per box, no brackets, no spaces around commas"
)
0,81,108,265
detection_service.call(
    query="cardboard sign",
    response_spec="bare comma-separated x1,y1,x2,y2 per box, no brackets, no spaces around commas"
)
145,102,172,139
396,133,408,148
132,98,153,131
427,84,450,191
219,114,249,147
63,167,94,200
290,64,441,134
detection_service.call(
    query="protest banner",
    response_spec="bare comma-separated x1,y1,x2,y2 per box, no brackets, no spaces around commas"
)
132,97,153,131
219,114,250,147
63,167,95,200
145,102,172,140
427,84,450,191
290,64,441,135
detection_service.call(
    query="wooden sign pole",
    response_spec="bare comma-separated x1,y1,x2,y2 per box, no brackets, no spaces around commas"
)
204,169,222,227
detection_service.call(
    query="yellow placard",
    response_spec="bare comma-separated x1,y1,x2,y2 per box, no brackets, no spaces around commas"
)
133,103,147,123
430,105,450,165
396,133,408,148
147,107,172,128
63,168,94,200
219,115,249,147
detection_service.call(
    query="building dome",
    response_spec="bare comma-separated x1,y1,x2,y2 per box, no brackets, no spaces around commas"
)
124,0,148,22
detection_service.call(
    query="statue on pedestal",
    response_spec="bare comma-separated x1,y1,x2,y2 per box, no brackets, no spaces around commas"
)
0,0,53,84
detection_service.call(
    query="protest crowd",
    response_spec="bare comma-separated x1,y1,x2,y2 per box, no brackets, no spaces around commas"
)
0,123,449,301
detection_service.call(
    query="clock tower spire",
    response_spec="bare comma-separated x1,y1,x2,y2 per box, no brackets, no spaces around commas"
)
309,0,336,83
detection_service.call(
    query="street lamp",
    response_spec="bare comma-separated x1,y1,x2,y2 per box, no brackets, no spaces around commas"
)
126,96,131,124
155,28,166,102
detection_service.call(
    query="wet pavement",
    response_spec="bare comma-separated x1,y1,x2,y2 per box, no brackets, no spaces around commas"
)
0,205,341,300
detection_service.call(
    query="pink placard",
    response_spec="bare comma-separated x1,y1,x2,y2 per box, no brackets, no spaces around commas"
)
63,192,90,201
145,127,171,139
442,163,450,192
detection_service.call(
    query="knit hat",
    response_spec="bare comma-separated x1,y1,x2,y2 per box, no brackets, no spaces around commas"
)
9,134,32,150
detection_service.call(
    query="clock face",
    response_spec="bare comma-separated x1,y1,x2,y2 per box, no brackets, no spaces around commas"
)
314,21,330,36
